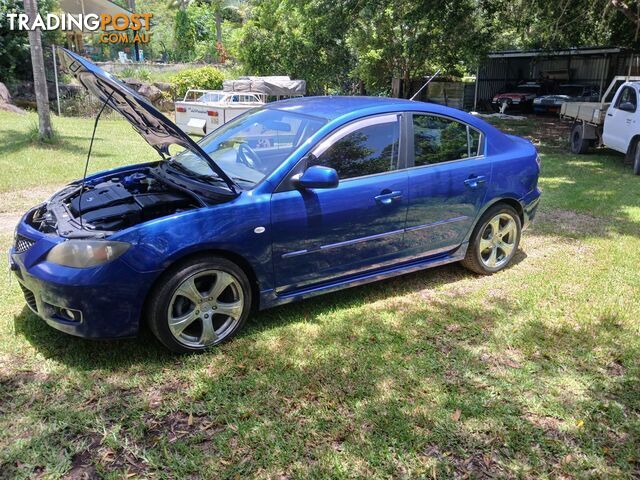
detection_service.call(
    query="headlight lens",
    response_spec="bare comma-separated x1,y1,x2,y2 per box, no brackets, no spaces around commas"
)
46,240,130,268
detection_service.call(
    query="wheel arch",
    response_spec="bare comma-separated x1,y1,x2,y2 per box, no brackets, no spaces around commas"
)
465,197,524,243
625,134,640,163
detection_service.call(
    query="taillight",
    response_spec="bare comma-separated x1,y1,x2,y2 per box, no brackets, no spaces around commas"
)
207,111,219,117
176,106,186,113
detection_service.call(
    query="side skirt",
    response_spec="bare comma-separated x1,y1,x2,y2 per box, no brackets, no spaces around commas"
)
259,243,468,310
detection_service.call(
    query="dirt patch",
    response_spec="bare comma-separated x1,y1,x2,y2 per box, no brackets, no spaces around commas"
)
65,434,101,480
144,411,226,446
422,444,506,478
536,208,609,237
0,213,22,234
0,184,63,234
480,347,524,373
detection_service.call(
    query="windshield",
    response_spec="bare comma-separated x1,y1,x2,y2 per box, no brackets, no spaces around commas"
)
170,108,326,188
198,92,226,103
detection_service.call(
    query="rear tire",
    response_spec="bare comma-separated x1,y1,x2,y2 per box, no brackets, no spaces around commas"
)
461,204,522,275
570,123,590,154
631,140,640,176
147,255,252,353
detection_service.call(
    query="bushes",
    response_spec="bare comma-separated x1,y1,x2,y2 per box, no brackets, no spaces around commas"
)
120,66,152,82
170,66,225,98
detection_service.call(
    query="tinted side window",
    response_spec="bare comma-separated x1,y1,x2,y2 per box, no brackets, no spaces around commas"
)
413,114,480,166
311,121,399,179
616,87,637,111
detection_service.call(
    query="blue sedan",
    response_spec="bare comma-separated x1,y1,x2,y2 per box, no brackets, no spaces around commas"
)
9,50,540,353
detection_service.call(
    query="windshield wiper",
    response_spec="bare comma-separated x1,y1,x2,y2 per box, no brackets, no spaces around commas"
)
231,176,256,185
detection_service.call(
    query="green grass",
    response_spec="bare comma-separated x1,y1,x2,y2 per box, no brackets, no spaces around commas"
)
0,110,157,192
1,112,639,478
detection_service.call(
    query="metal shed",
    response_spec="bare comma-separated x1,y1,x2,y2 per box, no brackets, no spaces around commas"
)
474,47,639,110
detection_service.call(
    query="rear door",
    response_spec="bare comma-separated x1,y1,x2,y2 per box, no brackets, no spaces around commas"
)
271,114,409,293
404,113,491,258
603,85,638,153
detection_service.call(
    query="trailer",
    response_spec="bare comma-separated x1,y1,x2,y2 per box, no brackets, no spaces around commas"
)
560,76,640,174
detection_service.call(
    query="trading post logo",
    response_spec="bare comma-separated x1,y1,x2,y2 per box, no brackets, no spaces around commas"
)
5,13,153,44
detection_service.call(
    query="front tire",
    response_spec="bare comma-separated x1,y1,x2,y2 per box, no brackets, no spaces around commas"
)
147,256,252,353
462,204,522,275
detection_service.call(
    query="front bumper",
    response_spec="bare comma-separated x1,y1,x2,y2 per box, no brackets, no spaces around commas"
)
9,210,157,339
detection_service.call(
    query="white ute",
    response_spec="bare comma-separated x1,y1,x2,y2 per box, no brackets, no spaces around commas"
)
561,76,640,175
175,90,264,136
175,76,306,136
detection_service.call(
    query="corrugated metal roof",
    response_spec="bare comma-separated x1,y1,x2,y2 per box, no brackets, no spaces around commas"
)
488,47,625,59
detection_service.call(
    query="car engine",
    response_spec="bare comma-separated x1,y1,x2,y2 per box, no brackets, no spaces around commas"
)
29,168,201,236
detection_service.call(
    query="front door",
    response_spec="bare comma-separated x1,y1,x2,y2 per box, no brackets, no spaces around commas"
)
404,113,491,257
603,85,638,153
271,114,409,293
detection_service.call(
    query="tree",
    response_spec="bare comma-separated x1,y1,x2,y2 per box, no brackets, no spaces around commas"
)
168,0,239,58
237,0,354,93
174,8,197,61
24,0,53,140
608,0,640,45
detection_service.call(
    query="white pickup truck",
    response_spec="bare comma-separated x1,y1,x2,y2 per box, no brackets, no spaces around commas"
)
561,76,640,175
175,90,264,136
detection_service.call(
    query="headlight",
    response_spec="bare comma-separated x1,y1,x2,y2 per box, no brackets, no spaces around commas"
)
46,240,130,268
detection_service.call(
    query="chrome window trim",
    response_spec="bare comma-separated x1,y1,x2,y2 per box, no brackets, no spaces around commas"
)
404,154,486,173
311,113,400,158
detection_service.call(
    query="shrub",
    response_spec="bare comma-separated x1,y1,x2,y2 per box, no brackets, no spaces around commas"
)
27,121,60,146
119,66,152,82
170,66,225,98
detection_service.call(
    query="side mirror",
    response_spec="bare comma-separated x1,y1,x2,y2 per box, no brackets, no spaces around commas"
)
619,101,636,113
293,165,339,190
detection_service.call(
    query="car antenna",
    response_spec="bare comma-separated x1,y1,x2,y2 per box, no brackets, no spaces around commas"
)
410,69,441,101
78,91,114,230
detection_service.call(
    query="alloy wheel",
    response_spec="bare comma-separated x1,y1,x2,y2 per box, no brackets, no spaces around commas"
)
167,269,244,348
478,213,517,269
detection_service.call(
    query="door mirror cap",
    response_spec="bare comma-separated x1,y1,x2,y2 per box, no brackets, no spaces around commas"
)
293,165,339,189
618,101,636,112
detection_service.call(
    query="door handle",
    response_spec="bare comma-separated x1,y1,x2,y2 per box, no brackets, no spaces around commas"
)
464,175,487,189
374,190,402,205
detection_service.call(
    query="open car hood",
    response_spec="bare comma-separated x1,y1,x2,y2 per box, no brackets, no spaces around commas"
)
58,48,237,193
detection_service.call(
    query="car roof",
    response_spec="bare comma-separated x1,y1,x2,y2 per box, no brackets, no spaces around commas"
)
264,96,420,121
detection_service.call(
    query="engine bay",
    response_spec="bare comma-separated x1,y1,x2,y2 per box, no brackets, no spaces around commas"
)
30,168,202,236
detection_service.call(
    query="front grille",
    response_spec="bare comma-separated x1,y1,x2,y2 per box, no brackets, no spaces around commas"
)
19,284,38,312
14,234,36,254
